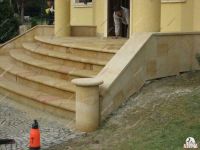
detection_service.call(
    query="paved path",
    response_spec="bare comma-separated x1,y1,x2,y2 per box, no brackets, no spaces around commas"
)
0,95,82,150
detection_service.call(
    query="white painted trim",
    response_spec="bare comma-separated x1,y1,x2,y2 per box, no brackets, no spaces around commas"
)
161,0,186,3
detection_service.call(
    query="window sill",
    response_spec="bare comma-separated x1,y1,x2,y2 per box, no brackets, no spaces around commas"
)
161,0,186,3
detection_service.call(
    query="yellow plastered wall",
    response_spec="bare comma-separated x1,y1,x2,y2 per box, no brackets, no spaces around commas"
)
70,4,94,26
161,3,182,32
70,0,106,36
94,0,106,36
181,0,194,31
193,0,200,31
161,0,194,32
132,0,161,32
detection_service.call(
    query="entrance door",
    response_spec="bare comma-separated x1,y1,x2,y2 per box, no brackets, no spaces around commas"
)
107,0,130,37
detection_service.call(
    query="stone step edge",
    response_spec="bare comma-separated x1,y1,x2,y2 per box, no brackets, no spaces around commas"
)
35,36,117,54
9,49,96,78
0,57,76,94
23,42,107,66
0,78,76,113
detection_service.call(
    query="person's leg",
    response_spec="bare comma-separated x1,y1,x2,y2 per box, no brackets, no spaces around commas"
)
127,25,129,38
47,17,51,25
48,13,54,25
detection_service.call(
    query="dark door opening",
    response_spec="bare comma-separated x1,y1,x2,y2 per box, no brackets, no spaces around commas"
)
107,0,130,38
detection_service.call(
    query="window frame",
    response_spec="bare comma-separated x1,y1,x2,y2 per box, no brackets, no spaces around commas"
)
73,0,93,8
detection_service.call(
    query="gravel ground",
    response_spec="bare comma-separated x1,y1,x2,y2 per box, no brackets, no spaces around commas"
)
0,96,83,150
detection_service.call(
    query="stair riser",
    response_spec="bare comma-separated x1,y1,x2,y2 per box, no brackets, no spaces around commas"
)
24,50,104,72
0,70,17,82
0,68,75,99
11,56,90,81
17,77,75,99
36,41,114,60
67,74,89,80
0,87,75,119
11,58,71,80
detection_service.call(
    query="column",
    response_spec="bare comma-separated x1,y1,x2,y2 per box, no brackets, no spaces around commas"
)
54,0,70,37
72,78,103,132
132,0,161,32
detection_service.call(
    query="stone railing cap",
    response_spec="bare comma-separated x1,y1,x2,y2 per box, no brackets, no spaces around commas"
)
72,78,103,87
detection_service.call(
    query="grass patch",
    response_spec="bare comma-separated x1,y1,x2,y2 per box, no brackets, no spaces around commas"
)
116,91,200,150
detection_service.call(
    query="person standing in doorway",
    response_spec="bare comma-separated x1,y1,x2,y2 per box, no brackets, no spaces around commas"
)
113,5,129,38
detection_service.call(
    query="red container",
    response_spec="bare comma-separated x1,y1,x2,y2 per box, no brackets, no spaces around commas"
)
29,120,40,150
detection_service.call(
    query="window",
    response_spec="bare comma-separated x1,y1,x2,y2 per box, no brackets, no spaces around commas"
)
73,0,93,7
76,0,92,3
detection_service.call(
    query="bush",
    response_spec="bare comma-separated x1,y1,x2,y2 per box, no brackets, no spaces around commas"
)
24,0,46,17
0,0,19,43
31,18,38,27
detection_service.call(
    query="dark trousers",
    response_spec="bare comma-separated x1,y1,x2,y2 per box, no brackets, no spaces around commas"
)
47,13,54,25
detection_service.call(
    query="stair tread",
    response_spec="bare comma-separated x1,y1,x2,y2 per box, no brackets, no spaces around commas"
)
23,42,108,65
0,77,75,112
9,49,98,78
0,56,76,92
35,36,125,53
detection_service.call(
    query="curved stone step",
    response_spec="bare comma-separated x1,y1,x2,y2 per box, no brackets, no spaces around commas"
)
69,69,98,78
34,36,118,60
23,42,108,66
0,56,76,98
0,77,75,119
35,36,119,53
19,48,103,71
9,49,99,79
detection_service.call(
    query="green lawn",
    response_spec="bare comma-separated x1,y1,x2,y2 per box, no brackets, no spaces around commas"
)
117,91,200,150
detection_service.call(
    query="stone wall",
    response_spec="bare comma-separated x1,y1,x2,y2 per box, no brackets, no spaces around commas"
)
99,32,200,121
0,25,54,54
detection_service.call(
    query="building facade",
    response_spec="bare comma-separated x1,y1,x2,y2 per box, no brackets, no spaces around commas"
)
54,0,200,37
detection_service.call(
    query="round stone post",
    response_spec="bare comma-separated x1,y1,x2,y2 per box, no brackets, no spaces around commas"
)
54,0,70,37
72,78,103,132
132,0,161,32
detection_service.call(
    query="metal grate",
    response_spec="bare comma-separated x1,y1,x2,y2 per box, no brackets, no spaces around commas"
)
0,139,17,150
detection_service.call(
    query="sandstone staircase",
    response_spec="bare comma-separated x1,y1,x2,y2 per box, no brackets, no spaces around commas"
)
0,35,125,120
